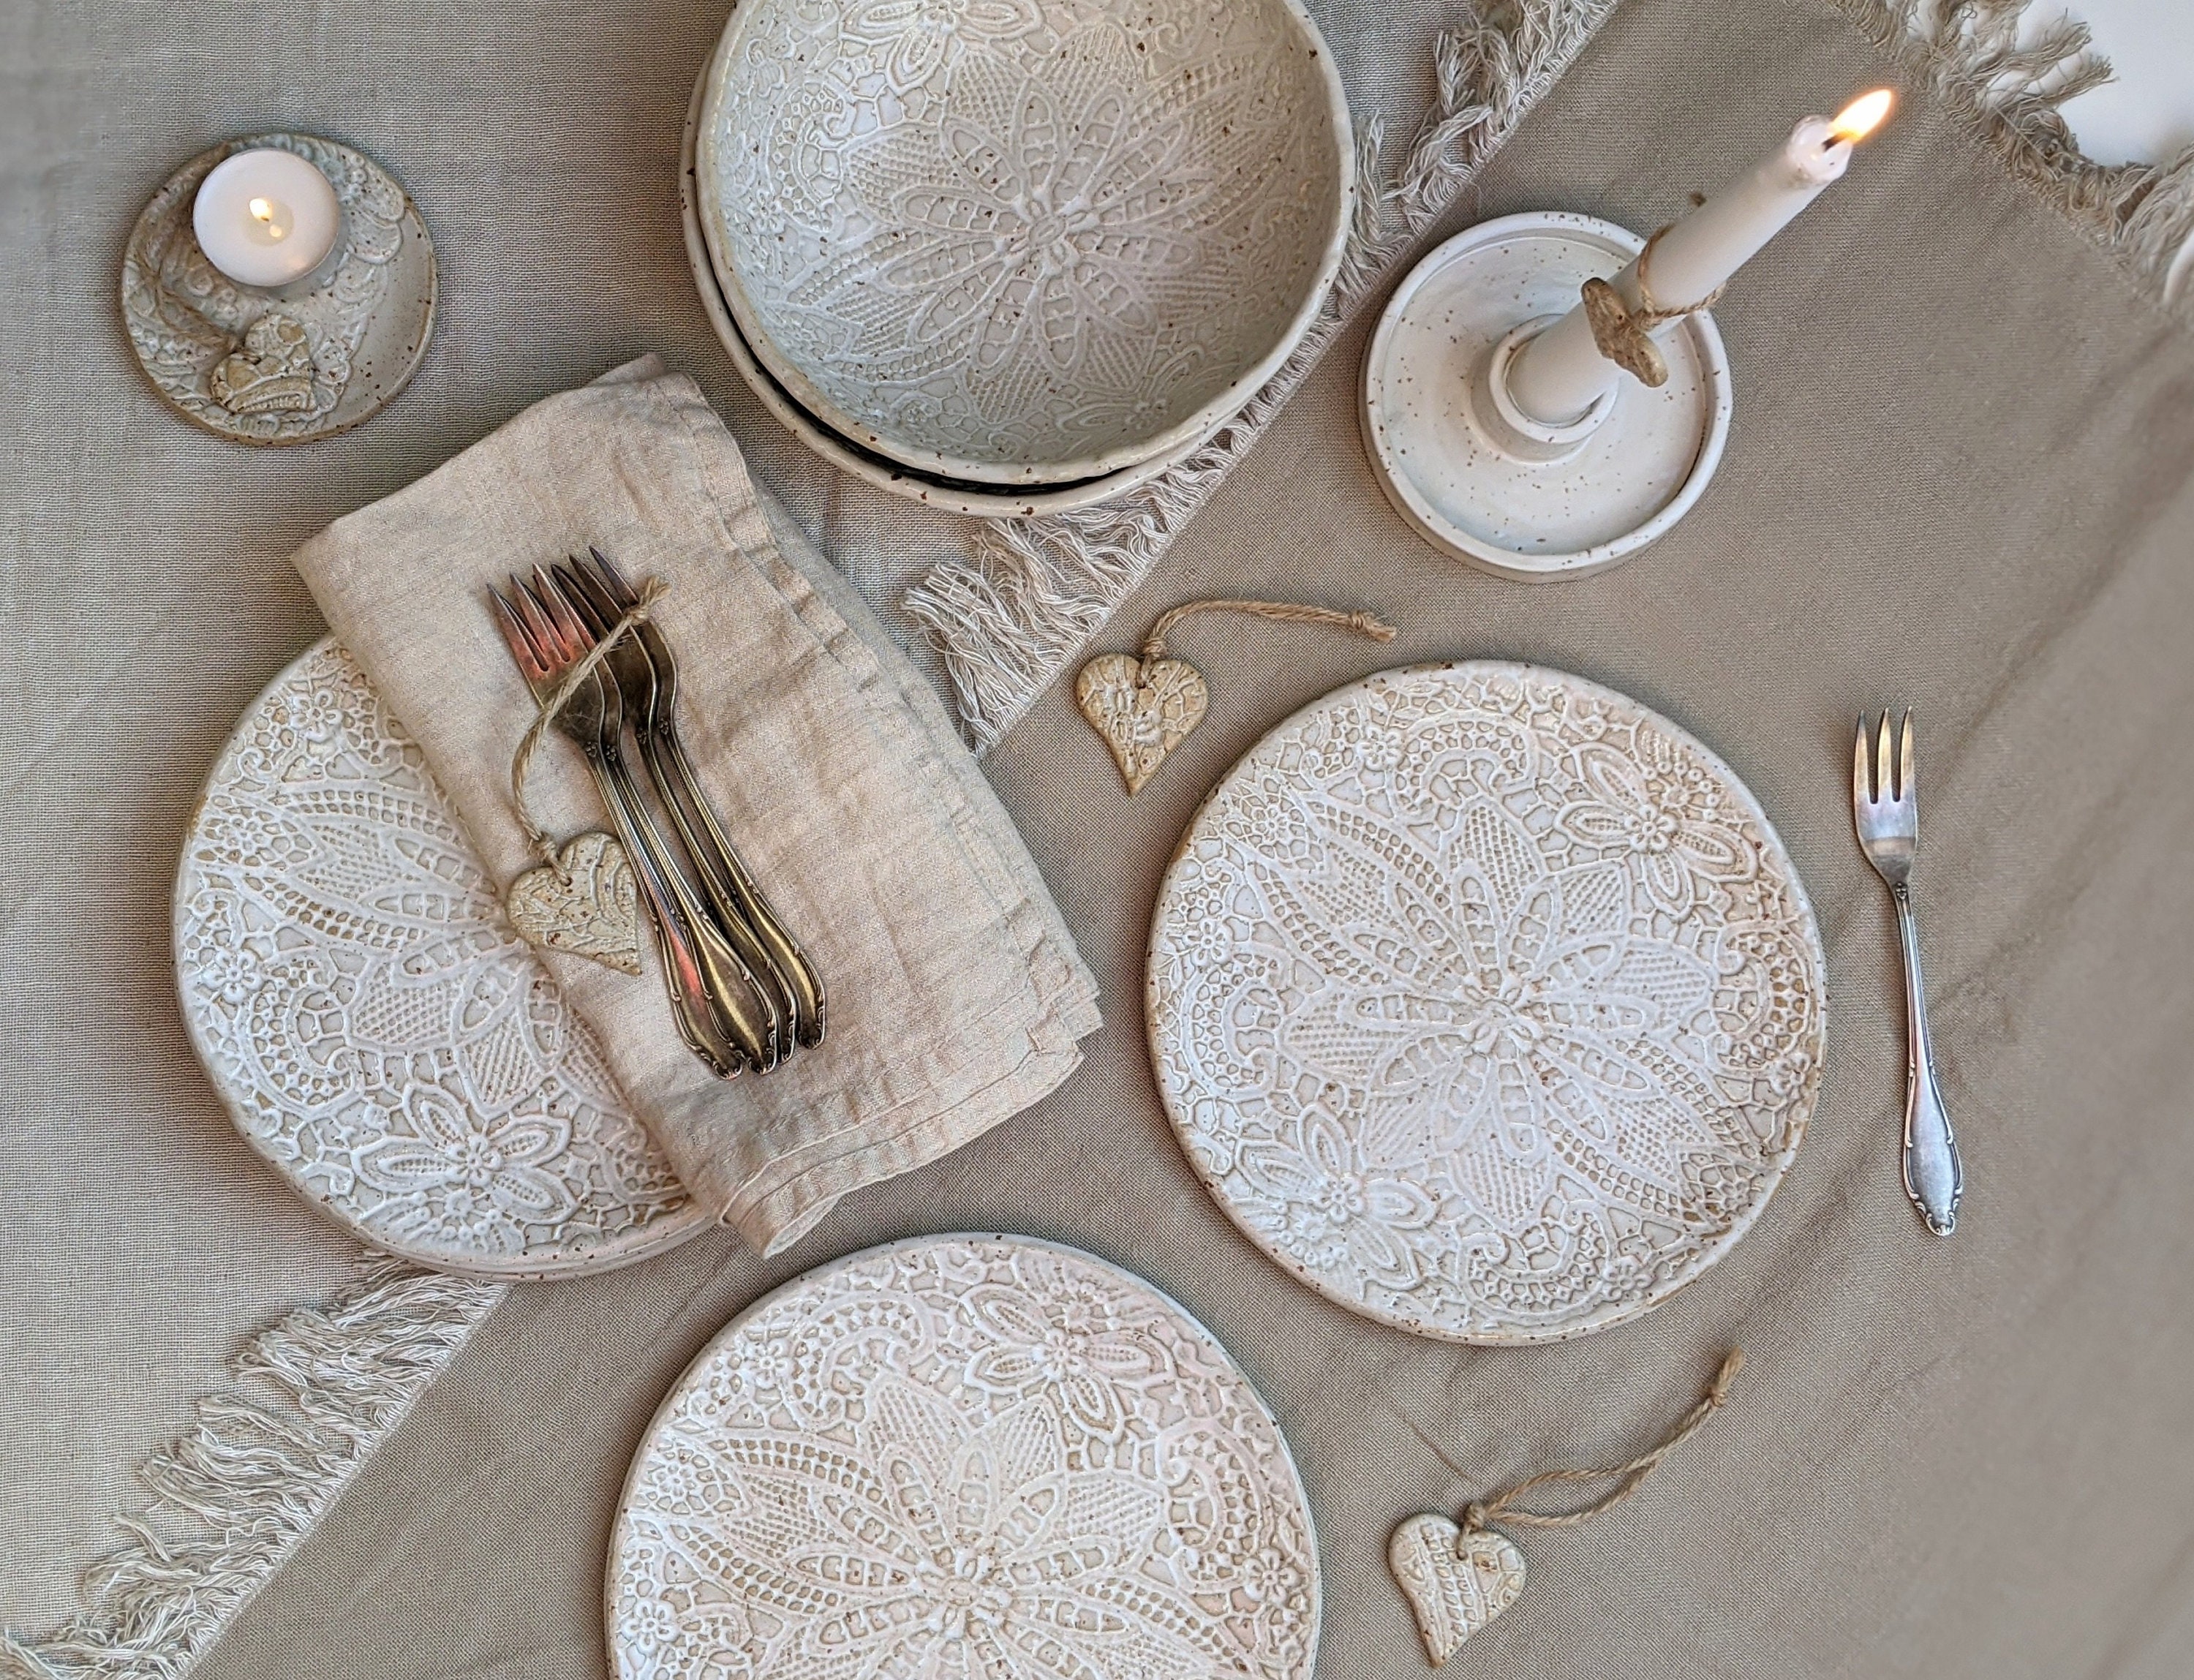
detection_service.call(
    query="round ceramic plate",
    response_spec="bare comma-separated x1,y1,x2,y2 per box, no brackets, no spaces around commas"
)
679,67,1205,519
1148,663,1825,1344
607,1234,1320,1680
175,639,707,1279
695,0,1352,484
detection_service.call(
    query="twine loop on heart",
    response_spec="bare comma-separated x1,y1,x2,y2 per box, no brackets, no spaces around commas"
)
1580,224,1728,390
510,574,670,878
1135,598,1397,680
1461,1349,1745,1535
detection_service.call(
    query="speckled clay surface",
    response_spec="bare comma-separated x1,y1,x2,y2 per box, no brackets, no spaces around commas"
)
1361,213,1733,579
679,66,1203,518
1147,662,1823,1344
175,639,706,1279
121,133,434,446
606,1235,1320,1680
695,0,1352,484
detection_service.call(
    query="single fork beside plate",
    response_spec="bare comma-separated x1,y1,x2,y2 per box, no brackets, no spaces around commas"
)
1852,710,1963,1235
493,569,788,1077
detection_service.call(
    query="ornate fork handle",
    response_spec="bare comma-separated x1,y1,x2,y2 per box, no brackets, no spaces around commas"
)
647,724,826,1046
1891,884,1962,1235
595,739,783,1071
575,740,751,1079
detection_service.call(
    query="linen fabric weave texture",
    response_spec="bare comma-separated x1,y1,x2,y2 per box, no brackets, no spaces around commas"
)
198,2,2194,1676
4,0,2194,1673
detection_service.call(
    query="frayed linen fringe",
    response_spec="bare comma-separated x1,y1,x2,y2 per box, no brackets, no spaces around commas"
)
1,1258,503,1680
1829,0,2194,304
906,0,2194,753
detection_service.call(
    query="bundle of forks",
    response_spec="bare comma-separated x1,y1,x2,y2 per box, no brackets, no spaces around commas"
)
491,549,823,1079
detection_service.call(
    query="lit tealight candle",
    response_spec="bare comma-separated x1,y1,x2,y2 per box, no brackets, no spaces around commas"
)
192,148,342,290
1505,88,1895,426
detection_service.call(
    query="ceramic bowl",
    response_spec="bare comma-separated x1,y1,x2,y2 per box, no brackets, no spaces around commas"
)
681,75,1206,518
696,0,1352,486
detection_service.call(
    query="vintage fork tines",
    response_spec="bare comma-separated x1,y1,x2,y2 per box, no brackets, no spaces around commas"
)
491,570,780,1076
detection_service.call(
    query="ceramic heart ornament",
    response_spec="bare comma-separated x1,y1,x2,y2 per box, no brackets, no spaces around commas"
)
1390,1514,1528,1666
1076,653,1210,794
504,831,643,974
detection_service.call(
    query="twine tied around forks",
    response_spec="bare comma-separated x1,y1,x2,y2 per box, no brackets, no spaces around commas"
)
510,573,669,878
1580,224,1728,390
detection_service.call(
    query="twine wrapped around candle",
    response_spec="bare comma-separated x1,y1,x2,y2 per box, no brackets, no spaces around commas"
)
1580,225,1730,390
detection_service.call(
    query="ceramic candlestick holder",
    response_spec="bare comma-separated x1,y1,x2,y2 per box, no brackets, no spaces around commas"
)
121,132,436,445
1361,211,1732,580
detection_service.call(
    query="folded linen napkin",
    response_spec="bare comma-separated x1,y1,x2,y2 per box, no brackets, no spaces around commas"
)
292,357,1100,1254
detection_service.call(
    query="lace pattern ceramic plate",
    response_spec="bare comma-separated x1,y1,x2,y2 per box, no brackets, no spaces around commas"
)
1148,663,1825,1344
175,639,706,1279
696,0,1351,483
607,1235,1319,1680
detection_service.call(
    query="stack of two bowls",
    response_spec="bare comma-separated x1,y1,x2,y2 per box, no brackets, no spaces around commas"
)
683,0,1354,518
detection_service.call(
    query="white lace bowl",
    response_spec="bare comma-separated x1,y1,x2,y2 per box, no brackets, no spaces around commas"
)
696,0,1352,486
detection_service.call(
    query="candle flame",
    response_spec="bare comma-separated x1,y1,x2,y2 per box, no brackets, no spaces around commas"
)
1829,88,1893,144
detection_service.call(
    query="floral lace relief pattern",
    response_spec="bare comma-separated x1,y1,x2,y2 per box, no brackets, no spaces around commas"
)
176,640,698,1275
709,0,1340,470
1150,666,1825,1343
609,1238,1317,1680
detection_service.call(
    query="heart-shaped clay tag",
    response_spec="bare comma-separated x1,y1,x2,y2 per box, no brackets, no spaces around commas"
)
1580,276,1670,389
1389,1513,1528,1668
504,831,643,975
1075,652,1209,795
210,312,321,415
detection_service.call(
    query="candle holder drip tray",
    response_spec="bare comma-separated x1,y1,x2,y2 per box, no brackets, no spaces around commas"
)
1362,211,1731,581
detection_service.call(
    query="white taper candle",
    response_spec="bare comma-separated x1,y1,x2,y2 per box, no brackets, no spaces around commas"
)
1505,89,1893,427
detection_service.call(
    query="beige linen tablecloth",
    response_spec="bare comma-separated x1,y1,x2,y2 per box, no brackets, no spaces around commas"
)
191,3,2194,1677
9,0,2194,1676
2,0,1499,1660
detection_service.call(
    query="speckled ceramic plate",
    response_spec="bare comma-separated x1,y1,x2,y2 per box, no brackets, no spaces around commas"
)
695,0,1352,483
174,639,707,1280
1147,663,1825,1344
607,1234,1319,1680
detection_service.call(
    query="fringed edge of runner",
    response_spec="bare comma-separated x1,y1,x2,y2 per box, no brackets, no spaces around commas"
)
1,1257,503,1680
1830,0,2194,308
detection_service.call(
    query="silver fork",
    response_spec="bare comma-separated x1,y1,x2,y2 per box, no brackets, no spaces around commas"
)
491,577,775,1076
570,549,825,1046
548,558,804,1047
515,569,787,1071
1852,712,1963,1235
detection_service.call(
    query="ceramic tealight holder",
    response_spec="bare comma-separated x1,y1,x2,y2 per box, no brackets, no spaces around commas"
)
1362,211,1733,581
121,132,435,445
